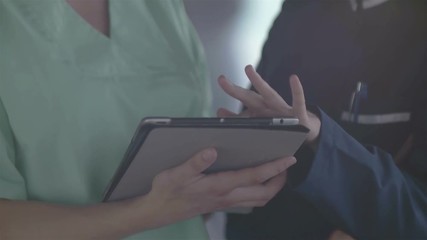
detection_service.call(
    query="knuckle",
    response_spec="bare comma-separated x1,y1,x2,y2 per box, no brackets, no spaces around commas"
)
253,172,268,184
217,198,232,209
189,157,205,172
207,183,228,196
153,170,172,185
215,171,238,188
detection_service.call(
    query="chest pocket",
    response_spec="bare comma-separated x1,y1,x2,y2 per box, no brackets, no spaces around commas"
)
339,81,414,156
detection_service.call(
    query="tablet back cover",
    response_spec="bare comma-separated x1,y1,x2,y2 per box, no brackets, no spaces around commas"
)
105,126,307,201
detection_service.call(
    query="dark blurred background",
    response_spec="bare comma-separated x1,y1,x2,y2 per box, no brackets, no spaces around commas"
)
184,0,282,115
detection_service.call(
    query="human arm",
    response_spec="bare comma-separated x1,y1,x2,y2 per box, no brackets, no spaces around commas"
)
295,106,427,239
217,65,427,238
0,97,296,239
0,148,295,239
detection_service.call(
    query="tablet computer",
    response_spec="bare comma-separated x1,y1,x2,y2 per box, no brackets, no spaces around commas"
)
103,117,308,202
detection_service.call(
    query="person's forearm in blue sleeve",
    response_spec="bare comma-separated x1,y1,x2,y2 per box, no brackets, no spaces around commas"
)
293,109,427,239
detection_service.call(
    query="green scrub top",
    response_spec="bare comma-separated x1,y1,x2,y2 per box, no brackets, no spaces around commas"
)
0,0,211,239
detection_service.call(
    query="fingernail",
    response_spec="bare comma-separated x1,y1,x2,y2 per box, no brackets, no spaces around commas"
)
289,157,297,165
202,149,216,163
218,76,229,85
280,157,296,171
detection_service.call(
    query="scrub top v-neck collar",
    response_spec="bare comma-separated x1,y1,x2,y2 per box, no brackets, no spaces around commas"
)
60,0,112,42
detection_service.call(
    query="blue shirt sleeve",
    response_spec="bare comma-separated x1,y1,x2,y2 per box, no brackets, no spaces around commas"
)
294,108,427,239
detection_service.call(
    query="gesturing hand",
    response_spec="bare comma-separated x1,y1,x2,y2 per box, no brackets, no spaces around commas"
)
217,65,321,144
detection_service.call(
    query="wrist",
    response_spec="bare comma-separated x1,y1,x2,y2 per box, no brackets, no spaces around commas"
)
127,195,164,231
131,193,181,231
107,195,162,235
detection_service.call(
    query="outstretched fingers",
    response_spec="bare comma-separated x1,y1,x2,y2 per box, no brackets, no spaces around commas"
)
218,75,266,111
245,65,291,112
289,75,308,121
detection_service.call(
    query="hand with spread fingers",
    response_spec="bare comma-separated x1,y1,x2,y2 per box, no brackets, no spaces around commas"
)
217,65,321,146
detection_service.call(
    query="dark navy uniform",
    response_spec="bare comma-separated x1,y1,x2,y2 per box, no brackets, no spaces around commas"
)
226,0,427,239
